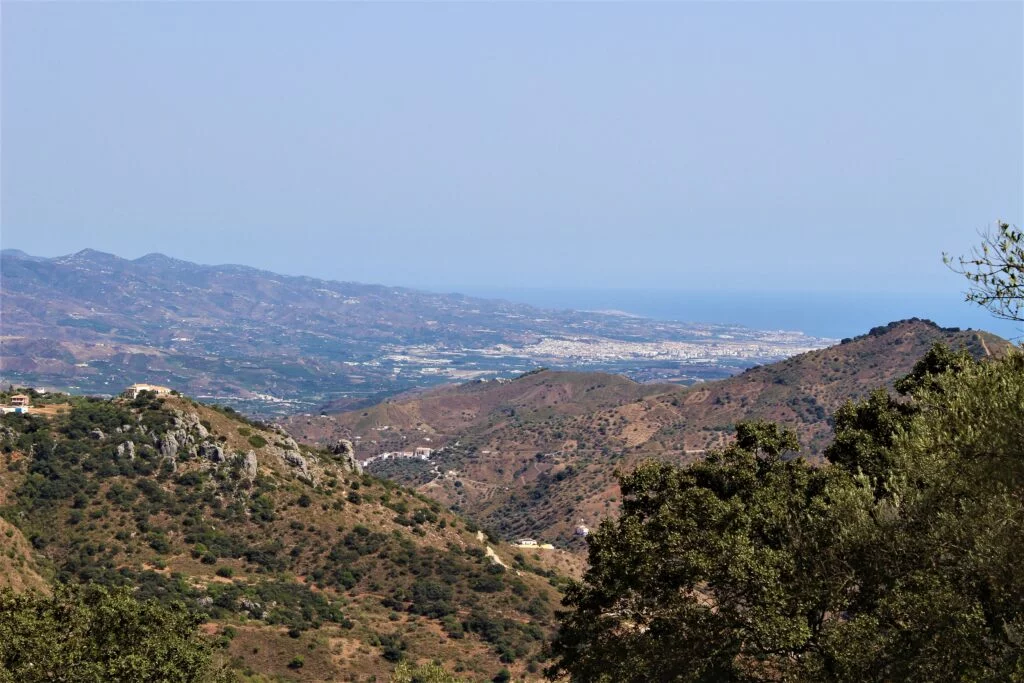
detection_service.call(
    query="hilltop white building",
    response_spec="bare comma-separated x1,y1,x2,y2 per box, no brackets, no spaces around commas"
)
123,383,173,399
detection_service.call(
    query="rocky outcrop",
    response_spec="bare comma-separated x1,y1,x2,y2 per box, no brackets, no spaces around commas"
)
330,439,362,474
0,426,17,444
199,442,225,463
238,598,266,620
241,450,258,481
89,428,105,440
117,440,136,460
159,432,180,460
261,425,321,484
281,449,313,482
331,439,354,457
173,410,209,439
282,450,306,469
156,410,211,470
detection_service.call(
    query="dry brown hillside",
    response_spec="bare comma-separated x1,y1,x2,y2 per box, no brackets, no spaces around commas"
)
287,370,665,450
287,320,1010,549
0,517,48,593
0,390,580,681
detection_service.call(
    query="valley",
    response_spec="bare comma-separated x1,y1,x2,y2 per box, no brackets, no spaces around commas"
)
0,312,1011,680
284,319,1007,548
1,250,1014,681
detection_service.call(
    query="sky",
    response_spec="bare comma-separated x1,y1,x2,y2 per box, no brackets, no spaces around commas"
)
2,2,1022,302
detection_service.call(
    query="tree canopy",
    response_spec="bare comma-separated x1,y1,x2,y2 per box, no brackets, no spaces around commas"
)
548,346,1024,682
390,661,464,683
0,583,230,683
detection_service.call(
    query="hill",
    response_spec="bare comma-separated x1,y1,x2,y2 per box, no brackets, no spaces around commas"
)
0,518,48,593
0,389,582,681
285,319,1009,548
0,249,829,414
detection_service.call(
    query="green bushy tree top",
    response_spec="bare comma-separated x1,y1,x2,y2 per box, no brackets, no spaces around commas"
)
0,583,231,683
549,346,1024,682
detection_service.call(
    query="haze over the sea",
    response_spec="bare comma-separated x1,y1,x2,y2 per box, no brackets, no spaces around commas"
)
456,288,1024,341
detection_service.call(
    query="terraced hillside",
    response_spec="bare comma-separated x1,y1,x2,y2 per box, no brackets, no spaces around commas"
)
287,320,1009,548
0,390,579,681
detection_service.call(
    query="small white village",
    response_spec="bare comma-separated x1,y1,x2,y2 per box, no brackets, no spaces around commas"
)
359,446,434,469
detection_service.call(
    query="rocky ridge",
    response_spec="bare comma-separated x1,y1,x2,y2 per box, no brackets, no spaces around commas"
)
0,389,577,681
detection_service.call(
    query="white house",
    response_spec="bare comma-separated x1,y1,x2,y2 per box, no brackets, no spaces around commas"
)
123,383,173,399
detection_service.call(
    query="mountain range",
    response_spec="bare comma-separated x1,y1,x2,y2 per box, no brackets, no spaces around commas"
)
1,284,1012,680
0,249,830,414
284,319,1008,547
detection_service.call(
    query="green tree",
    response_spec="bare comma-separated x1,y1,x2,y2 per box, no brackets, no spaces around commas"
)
390,661,464,683
547,421,864,681
548,351,1024,682
0,584,231,683
824,388,912,491
818,350,1024,682
824,343,973,494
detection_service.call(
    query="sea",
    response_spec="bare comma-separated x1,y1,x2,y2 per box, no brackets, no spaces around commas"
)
457,288,1024,342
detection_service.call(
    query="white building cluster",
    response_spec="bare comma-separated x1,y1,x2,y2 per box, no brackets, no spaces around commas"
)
360,446,432,468
481,335,830,364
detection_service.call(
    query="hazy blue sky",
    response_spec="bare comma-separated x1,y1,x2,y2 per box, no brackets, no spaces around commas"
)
3,1,1022,297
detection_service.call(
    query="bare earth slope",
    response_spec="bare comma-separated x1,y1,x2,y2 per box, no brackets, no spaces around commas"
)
287,320,1009,548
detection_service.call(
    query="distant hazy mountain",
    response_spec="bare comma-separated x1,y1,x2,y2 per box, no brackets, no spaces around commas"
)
286,319,1009,546
0,249,830,413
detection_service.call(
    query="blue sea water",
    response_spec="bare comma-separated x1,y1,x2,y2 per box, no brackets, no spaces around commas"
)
458,287,1024,342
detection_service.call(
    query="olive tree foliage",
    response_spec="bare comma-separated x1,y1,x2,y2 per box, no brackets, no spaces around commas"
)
390,661,464,683
0,583,232,683
816,349,1024,682
945,221,1024,322
548,349,1024,682
823,344,974,494
547,421,869,682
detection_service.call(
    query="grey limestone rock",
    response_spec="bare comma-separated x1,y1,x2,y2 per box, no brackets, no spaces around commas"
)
117,440,136,460
238,598,265,619
283,450,307,469
173,410,209,438
280,448,316,483
160,432,180,459
241,450,258,481
199,442,225,463
330,439,362,474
